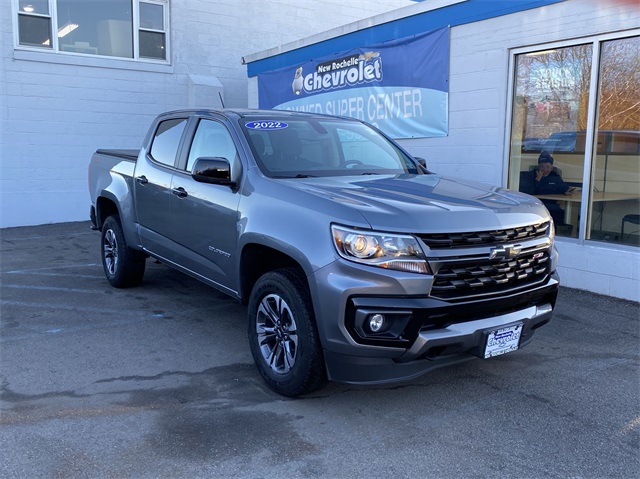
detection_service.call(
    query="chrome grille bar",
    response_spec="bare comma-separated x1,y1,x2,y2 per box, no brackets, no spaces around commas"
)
418,221,550,249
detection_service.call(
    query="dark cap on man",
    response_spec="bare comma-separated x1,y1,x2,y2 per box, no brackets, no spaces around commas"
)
538,150,554,164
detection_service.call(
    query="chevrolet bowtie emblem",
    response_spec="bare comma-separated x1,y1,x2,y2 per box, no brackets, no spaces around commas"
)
490,244,522,260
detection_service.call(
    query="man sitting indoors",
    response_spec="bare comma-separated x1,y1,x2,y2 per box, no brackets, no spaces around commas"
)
534,150,575,226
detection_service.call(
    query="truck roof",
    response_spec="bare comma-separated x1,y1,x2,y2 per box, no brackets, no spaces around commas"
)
158,108,354,122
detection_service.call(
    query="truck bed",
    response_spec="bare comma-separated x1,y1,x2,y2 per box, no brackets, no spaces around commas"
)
95,149,139,161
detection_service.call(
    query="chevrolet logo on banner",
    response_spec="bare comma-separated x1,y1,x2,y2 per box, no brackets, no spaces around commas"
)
489,244,522,260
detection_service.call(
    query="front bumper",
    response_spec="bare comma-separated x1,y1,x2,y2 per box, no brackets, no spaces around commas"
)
310,258,559,384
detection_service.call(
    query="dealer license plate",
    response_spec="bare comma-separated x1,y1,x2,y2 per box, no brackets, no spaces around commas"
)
484,324,522,359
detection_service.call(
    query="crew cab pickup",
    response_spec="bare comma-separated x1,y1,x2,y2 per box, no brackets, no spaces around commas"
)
89,109,559,396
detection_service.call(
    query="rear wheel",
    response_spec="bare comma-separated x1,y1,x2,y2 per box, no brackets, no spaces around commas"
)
101,215,146,288
248,268,326,397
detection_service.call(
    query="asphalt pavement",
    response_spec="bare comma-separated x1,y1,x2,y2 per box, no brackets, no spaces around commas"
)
1,221,638,479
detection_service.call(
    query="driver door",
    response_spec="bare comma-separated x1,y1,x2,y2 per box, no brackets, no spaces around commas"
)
168,119,242,293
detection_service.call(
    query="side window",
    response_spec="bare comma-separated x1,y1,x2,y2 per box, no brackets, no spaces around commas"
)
187,120,238,172
149,118,187,167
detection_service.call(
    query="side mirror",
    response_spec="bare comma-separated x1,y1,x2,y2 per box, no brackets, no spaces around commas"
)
192,157,237,187
415,157,427,169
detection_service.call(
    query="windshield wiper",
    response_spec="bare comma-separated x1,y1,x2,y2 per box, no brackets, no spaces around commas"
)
271,173,317,179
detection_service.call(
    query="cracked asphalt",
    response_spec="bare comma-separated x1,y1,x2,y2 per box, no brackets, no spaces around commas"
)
1,221,638,478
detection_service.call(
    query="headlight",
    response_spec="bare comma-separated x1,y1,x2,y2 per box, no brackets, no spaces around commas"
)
331,225,431,274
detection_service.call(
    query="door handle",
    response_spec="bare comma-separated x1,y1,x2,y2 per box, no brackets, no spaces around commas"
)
136,175,148,185
172,187,188,198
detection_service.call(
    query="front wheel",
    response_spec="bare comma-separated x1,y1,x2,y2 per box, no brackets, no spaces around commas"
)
101,215,146,288
248,268,326,397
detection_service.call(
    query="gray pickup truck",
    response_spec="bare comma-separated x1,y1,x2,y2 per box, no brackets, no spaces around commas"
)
89,109,559,396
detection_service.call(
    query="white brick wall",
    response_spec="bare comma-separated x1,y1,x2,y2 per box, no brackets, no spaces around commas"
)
172,0,415,107
0,0,414,228
556,242,640,300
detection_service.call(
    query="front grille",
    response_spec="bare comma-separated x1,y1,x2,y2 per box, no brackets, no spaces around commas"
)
418,222,550,249
430,250,550,300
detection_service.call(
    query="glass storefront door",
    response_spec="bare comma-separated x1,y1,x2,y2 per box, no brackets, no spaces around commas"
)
589,36,640,246
508,44,593,238
508,34,639,247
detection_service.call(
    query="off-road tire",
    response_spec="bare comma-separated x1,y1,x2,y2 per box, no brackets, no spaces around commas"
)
248,268,326,397
101,215,146,288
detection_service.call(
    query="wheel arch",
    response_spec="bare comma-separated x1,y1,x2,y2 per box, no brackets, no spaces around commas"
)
239,243,309,306
95,194,121,230
95,193,142,251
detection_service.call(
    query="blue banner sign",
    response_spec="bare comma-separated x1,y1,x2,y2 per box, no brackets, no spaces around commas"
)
257,27,449,139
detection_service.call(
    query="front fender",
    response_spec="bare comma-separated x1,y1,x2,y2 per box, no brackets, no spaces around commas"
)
238,232,316,278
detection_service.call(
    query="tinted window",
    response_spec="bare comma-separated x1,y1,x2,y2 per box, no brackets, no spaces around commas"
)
149,118,187,167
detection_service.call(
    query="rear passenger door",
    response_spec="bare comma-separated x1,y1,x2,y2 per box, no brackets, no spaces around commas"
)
134,117,188,260
168,118,243,293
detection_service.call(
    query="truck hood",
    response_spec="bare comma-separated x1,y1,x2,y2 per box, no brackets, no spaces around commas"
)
279,174,549,233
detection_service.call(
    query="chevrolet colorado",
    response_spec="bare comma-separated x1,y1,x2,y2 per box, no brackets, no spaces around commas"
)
89,109,559,396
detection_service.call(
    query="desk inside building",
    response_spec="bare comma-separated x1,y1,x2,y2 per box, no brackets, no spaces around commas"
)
536,191,640,233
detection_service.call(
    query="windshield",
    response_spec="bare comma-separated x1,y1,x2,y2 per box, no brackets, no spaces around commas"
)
240,118,421,177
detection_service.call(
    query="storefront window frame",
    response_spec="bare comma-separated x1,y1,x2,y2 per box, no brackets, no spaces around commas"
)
505,29,640,249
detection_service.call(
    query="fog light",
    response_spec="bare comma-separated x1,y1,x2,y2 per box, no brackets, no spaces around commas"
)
369,314,385,332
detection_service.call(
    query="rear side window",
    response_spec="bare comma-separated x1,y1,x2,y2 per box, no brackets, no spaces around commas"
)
149,118,187,166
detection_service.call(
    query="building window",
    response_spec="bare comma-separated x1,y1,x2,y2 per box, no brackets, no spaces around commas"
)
17,0,52,47
14,0,168,62
139,1,166,60
508,34,639,247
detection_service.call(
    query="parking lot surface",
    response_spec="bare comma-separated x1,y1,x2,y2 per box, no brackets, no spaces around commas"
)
1,221,638,478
